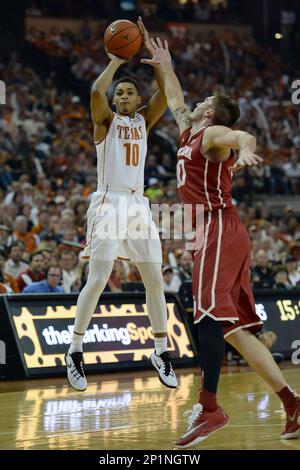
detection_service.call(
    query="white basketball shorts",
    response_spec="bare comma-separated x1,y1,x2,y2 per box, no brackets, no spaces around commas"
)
82,188,162,263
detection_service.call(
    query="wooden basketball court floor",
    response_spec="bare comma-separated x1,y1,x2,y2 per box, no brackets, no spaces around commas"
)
0,365,300,450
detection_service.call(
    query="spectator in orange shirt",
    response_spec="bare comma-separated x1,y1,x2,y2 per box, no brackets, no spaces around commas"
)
127,263,142,282
8,215,38,254
0,283,10,293
31,209,50,235
0,248,19,293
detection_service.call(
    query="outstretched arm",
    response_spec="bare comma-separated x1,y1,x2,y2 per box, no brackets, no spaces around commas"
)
141,38,191,135
203,125,263,170
137,18,167,132
91,54,126,143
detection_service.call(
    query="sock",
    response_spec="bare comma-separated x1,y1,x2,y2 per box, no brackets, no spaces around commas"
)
199,388,217,412
154,336,168,356
69,332,84,354
277,385,298,412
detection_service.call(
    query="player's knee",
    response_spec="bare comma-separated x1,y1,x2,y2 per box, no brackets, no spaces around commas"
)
225,334,237,347
226,331,241,345
145,273,163,291
87,274,109,290
225,329,250,347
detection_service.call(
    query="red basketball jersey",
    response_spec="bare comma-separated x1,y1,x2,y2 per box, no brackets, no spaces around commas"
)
177,126,235,211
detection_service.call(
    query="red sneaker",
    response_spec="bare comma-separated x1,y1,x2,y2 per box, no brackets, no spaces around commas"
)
176,403,229,448
281,398,300,439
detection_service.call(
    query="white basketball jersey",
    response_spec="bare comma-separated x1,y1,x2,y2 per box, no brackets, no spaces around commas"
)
96,112,147,191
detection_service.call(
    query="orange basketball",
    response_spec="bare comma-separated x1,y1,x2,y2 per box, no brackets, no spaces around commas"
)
104,19,142,59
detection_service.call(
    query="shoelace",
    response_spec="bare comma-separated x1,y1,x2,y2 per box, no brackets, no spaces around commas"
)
71,367,81,379
71,353,85,378
183,403,203,430
159,352,175,377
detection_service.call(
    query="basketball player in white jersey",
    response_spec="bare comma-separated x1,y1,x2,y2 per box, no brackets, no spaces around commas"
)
65,19,177,391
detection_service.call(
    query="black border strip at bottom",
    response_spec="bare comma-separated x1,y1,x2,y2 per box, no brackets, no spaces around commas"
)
0,450,299,464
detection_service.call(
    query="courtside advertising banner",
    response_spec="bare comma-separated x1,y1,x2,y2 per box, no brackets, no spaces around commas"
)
0,293,195,378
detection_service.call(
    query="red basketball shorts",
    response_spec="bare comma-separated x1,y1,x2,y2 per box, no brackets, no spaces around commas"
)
192,207,263,338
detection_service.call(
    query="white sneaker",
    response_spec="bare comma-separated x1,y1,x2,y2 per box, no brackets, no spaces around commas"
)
65,351,87,391
150,351,178,389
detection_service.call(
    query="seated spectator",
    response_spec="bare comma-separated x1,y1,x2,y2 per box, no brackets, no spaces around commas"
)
162,265,182,293
21,204,34,231
251,249,274,289
31,209,51,236
260,236,277,262
38,234,58,253
16,251,46,291
0,277,13,294
7,215,38,254
272,265,292,290
21,182,34,205
47,201,59,217
59,249,80,293
48,215,61,236
285,256,300,287
106,260,122,292
23,265,64,293
57,215,75,241
40,249,55,269
4,241,28,278
177,251,193,282
60,227,81,244
127,263,142,282
0,248,19,293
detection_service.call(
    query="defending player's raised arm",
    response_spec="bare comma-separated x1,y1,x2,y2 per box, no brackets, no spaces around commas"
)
202,125,263,170
141,37,191,135
137,17,167,132
91,54,126,142
204,125,256,151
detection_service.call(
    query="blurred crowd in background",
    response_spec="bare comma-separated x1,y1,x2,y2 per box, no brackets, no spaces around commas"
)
24,0,240,23
0,11,300,295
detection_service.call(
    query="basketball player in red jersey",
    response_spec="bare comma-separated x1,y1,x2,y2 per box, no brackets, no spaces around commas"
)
142,37,300,447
